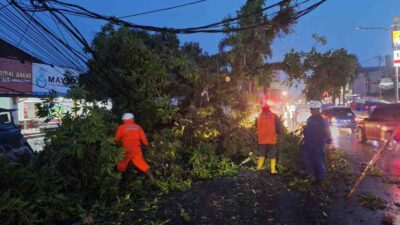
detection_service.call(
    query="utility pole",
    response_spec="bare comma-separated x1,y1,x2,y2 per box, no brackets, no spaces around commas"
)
393,17,400,103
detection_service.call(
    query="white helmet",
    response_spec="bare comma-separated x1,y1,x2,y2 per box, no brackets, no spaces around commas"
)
309,101,322,109
122,113,134,120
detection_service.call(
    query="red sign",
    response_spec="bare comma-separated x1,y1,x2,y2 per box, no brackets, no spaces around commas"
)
0,58,32,95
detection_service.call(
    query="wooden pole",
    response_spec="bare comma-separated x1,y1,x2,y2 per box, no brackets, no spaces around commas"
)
347,123,400,200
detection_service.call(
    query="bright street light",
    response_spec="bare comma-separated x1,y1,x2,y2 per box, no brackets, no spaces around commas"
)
355,26,389,31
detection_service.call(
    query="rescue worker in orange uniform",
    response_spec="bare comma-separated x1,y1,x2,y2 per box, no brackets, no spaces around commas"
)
256,104,282,174
115,113,154,180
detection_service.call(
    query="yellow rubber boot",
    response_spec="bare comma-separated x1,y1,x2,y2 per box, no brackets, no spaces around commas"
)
270,159,278,174
256,156,266,170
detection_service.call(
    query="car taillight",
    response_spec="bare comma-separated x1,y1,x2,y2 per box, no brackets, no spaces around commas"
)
322,115,330,123
395,128,400,143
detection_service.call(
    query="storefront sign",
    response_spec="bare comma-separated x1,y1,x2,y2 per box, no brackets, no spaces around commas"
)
393,30,400,46
394,50,400,67
32,63,78,96
0,58,32,95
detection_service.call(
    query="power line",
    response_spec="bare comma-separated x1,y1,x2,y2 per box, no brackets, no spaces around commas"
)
0,2,9,10
0,4,80,68
0,13,68,67
48,10,84,66
0,7,109,97
16,0,325,34
0,2,87,70
16,12,34,47
119,0,207,19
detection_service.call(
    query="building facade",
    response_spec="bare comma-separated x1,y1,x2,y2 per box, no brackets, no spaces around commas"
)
352,66,395,96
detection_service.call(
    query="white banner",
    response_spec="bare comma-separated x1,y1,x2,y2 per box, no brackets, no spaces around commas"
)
32,63,78,96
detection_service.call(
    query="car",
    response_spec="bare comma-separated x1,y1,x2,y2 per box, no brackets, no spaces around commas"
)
0,108,34,163
322,106,357,131
364,100,389,115
355,104,400,147
353,98,389,114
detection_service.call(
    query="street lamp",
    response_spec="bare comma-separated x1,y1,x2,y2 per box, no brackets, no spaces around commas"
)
355,18,400,103
355,26,390,31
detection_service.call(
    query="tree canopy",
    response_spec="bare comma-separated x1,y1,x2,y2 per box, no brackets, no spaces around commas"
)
219,0,296,89
283,35,358,101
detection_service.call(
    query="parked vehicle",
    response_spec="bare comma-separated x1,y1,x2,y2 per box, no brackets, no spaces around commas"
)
353,98,389,115
322,107,356,131
355,104,400,147
0,108,34,163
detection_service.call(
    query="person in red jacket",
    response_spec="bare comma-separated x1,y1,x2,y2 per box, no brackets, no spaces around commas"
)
115,113,154,180
256,104,282,174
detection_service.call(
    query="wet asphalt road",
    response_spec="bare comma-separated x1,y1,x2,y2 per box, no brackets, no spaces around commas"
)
329,127,400,225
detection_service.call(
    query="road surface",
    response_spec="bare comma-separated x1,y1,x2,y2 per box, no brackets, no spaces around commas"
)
26,136,45,152
329,127,400,225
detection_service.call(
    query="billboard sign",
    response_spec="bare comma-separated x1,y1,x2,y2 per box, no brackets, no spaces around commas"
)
0,58,32,95
32,63,78,96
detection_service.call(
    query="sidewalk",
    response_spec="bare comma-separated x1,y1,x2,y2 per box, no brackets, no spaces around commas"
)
21,128,45,139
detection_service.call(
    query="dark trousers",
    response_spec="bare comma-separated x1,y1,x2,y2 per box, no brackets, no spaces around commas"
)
302,147,326,180
258,144,277,158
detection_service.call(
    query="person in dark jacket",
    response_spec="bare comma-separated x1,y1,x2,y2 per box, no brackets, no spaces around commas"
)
256,104,282,174
301,101,332,181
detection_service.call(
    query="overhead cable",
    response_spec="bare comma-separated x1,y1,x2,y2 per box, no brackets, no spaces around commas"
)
119,0,207,19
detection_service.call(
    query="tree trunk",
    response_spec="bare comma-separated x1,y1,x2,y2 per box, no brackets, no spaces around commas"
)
248,80,252,94
342,85,346,105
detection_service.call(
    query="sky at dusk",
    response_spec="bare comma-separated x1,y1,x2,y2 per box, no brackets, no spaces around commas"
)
6,0,400,67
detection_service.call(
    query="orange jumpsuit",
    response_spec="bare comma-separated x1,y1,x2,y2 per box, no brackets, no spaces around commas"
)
115,119,150,173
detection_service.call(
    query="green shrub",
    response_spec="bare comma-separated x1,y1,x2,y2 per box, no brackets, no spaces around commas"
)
38,107,123,205
220,126,257,161
0,106,126,224
190,143,239,180
0,158,86,225
277,128,303,172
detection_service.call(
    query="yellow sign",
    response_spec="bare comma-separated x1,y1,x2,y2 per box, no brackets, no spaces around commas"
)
393,31,400,46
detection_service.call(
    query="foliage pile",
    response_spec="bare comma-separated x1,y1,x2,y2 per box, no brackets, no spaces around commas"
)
0,105,119,225
356,194,387,211
0,157,85,225
277,127,303,172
